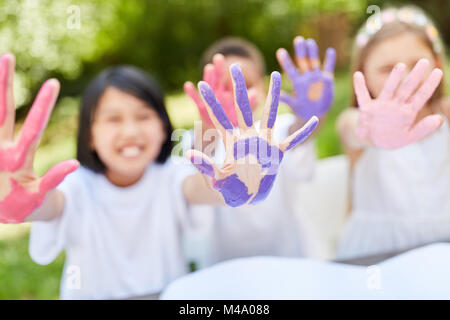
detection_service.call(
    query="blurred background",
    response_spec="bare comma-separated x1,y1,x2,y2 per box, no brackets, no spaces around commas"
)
0,0,449,299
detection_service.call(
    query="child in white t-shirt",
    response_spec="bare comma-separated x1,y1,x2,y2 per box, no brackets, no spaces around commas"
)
182,37,336,266
0,54,317,299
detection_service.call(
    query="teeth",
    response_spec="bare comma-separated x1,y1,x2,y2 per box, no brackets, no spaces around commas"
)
120,146,141,158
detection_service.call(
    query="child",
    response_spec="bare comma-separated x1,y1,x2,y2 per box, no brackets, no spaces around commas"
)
182,37,336,266
336,6,450,259
0,54,316,299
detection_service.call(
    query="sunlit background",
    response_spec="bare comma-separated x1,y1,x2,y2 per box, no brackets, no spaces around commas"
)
0,0,449,299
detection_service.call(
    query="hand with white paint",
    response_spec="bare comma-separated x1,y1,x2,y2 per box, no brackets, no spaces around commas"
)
0,54,79,224
354,58,444,149
187,63,318,207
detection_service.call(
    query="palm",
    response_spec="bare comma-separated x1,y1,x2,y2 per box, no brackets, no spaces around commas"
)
0,54,78,224
187,64,318,207
354,59,444,150
277,37,336,120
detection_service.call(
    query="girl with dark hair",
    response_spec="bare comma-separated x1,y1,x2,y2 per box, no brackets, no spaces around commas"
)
0,54,317,299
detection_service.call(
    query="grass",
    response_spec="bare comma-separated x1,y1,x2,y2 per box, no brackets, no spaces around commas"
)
1,60,448,299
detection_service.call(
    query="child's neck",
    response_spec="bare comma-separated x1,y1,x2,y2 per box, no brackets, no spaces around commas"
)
105,169,145,187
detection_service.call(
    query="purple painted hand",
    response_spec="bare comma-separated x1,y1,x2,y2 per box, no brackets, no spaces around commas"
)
0,54,79,224
187,64,318,207
277,37,336,120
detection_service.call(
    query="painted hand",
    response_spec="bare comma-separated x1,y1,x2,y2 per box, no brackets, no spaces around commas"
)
277,37,336,120
184,53,258,128
187,64,318,207
354,58,444,150
0,54,79,224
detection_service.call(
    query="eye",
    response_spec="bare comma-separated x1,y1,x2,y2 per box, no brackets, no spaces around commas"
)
105,115,121,123
136,112,153,121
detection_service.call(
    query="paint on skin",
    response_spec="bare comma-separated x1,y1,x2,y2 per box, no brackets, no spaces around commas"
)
249,174,277,204
267,72,281,129
230,64,253,127
281,42,336,120
0,56,9,126
198,81,233,131
281,65,334,120
233,137,283,175
190,155,215,177
213,174,252,207
285,119,318,151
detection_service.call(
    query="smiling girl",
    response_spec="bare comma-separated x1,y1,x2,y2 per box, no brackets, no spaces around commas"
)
0,55,317,299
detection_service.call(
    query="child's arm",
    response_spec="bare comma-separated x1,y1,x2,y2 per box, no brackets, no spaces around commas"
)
340,59,443,155
276,36,336,138
0,54,78,224
183,64,318,207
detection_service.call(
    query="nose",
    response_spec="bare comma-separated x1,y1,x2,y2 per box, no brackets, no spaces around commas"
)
120,118,141,138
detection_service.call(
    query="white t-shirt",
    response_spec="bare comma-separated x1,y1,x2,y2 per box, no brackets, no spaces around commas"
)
337,118,450,259
29,157,196,299
181,114,319,267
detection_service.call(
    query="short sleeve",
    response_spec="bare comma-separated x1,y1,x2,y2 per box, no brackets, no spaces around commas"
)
165,157,198,229
28,168,84,265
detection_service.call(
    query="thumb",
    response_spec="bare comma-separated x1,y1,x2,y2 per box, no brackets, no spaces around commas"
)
186,149,218,179
279,91,295,108
39,159,79,194
408,114,443,144
280,116,318,152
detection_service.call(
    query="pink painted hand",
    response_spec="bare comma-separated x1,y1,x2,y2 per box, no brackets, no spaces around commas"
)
354,59,444,150
184,54,258,128
0,54,79,224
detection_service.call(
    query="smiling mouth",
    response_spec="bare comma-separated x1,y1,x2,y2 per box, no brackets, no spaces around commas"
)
119,145,143,158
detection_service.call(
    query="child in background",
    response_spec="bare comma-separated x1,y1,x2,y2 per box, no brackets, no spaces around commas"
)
182,37,336,267
0,55,316,298
337,6,450,259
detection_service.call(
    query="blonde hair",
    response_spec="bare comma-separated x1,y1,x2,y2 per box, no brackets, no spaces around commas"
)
350,6,445,107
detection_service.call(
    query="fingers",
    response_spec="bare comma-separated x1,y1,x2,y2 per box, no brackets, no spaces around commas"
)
15,79,60,170
260,72,281,137
198,81,234,140
410,68,443,113
378,63,406,100
305,38,320,70
0,53,16,141
186,149,218,178
353,72,372,109
408,114,443,144
203,63,216,88
184,81,212,125
276,48,300,80
294,36,309,73
395,59,430,103
212,54,227,89
230,63,254,130
39,159,79,194
280,116,319,152
323,47,337,75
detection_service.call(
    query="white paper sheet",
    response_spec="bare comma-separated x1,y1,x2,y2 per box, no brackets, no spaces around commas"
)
161,243,450,299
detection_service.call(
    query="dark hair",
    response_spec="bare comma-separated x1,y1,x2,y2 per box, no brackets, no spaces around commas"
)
77,66,174,173
201,37,266,76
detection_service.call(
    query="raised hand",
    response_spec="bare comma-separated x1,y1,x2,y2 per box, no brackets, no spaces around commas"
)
0,54,79,224
187,64,318,207
184,53,258,128
277,36,336,120
354,58,444,150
